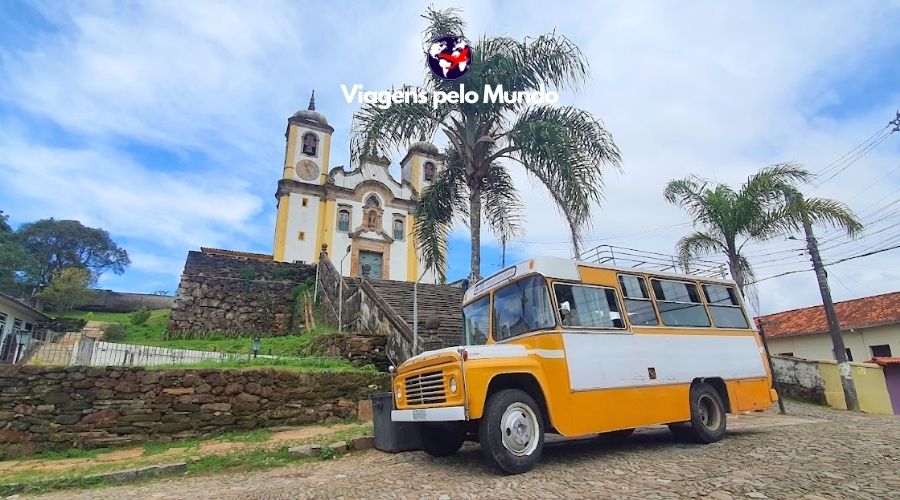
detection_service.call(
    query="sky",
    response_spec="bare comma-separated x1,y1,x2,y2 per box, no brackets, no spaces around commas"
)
0,0,898,315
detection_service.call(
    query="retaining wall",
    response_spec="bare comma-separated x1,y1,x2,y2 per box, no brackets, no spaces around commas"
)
0,365,387,457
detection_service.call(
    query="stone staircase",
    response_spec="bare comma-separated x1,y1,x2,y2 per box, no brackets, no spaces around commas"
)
364,279,465,348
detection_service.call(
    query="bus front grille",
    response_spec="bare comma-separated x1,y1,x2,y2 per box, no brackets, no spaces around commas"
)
404,370,446,405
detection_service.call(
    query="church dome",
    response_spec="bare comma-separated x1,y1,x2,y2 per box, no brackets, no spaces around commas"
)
292,108,329,126
408,141,439,155
292,91,328,126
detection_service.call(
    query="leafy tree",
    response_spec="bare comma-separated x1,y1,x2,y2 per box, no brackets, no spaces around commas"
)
35,268,93,314
350,7,621,281
0,211,39,297
16,218,130,287
0,211,11,233
665,164,863,295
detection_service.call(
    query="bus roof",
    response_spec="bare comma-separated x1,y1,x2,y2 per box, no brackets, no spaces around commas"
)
462,256,738,304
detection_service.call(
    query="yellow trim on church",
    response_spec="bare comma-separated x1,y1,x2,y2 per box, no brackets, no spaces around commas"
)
320,133,332,185
411,155,421,193
406,213,418,281
314,198,336,261
273,194,291,262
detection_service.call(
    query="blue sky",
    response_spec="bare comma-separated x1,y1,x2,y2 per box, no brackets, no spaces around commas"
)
1,1,898,314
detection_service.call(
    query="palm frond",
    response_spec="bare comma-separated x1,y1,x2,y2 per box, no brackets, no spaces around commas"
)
349,99,442,164
421,7,466,43
675,231,725,270
800,197,863,236
481,162,522,242
413,154,467,281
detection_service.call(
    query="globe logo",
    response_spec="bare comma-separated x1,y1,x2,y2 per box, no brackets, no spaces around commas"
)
427,35,473,80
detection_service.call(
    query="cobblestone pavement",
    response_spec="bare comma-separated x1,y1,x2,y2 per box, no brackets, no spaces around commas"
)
33,402,900,499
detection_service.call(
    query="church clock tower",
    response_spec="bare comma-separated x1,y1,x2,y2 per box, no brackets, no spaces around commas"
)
273,92,334,263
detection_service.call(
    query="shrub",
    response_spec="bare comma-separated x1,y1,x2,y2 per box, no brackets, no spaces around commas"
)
103,323,127,341
130,307,151,325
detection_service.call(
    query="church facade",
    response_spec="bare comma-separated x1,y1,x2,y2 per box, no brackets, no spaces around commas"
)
272,95,442,283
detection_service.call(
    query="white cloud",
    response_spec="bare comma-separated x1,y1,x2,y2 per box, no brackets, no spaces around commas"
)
1,0,898,311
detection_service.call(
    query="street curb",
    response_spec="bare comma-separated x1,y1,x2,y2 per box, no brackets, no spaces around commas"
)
0,462,187,496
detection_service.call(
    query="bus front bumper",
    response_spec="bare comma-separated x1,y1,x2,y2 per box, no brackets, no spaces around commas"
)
391,406,466,422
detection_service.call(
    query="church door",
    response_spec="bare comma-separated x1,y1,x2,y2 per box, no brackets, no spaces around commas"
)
358,251,383,279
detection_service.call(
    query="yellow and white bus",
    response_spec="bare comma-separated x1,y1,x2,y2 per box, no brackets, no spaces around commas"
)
390,256,777,474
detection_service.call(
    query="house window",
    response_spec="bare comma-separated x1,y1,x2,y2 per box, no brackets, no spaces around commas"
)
393,218,404,240
337,209,351,232
423,162,435,181
297,231,305,241
651,279,710,327
871,344,892,358
834,348,854,362
301,132,318,156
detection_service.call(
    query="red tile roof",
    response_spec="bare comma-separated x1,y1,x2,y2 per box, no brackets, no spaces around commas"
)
872,357,900,367
755,291,900,339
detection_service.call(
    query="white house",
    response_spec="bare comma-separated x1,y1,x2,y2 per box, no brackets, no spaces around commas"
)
0,291,50,363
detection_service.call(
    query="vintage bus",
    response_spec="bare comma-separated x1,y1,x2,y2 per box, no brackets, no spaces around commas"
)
390,256,777,474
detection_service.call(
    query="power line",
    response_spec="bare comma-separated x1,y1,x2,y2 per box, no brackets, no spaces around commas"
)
750,242,900,284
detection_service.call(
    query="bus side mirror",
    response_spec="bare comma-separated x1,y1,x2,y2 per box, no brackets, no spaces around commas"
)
559,301,571,318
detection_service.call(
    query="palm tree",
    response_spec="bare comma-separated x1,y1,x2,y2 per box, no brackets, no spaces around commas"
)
664,164,812,293
350,7,621,281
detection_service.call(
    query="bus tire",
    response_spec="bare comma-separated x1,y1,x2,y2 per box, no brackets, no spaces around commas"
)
479,389,544,474
421,423,465,457
677,382,727,443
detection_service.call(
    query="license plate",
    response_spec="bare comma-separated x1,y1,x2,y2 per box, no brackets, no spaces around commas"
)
412,409,427,421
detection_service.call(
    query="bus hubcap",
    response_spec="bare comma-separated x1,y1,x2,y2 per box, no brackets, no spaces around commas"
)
698,394,721,429
500,402,538,456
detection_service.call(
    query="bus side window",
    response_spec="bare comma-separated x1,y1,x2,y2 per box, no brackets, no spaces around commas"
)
651,279,710,327
702,284,749,329
553,283,625,329
617,275,659,326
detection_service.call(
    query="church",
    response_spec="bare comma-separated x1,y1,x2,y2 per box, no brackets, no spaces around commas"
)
272,93,442,283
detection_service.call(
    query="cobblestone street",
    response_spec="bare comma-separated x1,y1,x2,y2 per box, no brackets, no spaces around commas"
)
33,402,900,499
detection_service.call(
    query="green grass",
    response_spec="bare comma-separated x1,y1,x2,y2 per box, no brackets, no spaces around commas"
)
156,356,376,373
60,309,335,358
21,447,111,462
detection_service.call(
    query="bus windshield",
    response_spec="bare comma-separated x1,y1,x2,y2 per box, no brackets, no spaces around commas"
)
463,295,490,345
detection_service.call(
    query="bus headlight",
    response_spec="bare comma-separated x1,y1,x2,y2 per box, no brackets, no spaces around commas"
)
449,376,458,394
395,386,403,400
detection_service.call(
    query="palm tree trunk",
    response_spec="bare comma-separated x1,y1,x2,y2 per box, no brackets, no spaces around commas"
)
802,215,861,411
469,183,482,283
727,252,744,294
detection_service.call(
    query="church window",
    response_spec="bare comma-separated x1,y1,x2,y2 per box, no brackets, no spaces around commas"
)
297,231,306,241
301,132,318,157
365,194,380,207
337,209,351,232
423,162,435,181
393,218,405,240
302,197,309,207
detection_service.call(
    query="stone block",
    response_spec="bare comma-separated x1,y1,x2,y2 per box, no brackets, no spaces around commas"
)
357,399,373,422
329,441,348,454
81,409,119,425
162,387,195,396
288,444,322,458
350,436,375,450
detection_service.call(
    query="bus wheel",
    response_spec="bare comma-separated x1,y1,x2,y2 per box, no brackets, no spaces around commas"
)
478,389,544,475
421,423,465,457
673,382,727,443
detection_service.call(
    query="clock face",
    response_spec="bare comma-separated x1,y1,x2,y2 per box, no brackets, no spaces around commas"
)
296,160,320,181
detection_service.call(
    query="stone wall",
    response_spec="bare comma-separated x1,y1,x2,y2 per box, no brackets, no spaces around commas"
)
771,355,827,405
82,290,175,313
0,365,388,457
306,334,390,372
168,251,315,336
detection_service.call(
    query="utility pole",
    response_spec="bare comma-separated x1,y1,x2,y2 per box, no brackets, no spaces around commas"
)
801,213,860,411
891,110,900,133
757,321,786,414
